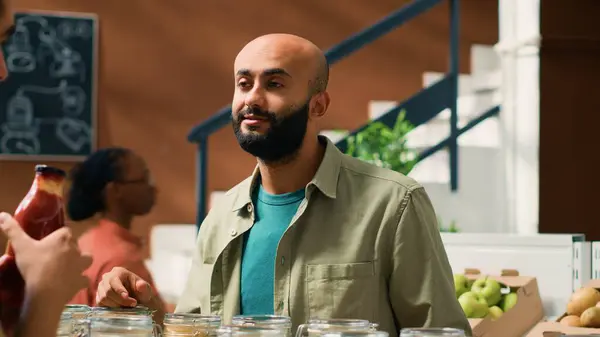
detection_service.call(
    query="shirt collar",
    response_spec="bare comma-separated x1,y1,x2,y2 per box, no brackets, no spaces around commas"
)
97,218,144,247
230,135,342,212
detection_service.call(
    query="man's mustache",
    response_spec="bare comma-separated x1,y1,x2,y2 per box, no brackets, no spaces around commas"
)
238,107,275,121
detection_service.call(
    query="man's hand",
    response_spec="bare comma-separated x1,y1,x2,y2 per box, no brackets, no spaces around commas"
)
96,267,154,308
0,212,92,306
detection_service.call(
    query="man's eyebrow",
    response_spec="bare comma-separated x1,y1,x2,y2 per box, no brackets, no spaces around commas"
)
263,68,291,77
236,68,292,78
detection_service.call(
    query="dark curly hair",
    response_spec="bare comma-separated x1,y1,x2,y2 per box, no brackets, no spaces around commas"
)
67,147,131,221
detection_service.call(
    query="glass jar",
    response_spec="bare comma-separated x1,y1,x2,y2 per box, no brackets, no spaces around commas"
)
399,328,466,337
231,315,292,337
217,325,288,337
57,312,74,337
163,313,221,337
90,316,161,336
57,312,91,337
295,319,376,337
64,304,92,320
65,304,92,336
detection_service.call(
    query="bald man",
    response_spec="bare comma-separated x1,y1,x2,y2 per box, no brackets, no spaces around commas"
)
96,34,471,335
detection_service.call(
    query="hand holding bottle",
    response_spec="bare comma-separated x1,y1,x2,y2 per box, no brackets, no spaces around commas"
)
0,212,91,304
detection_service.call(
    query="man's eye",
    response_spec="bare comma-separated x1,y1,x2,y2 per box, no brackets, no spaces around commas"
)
268,82,283,88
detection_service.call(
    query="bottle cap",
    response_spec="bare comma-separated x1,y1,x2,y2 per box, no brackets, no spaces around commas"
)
35,165,66,177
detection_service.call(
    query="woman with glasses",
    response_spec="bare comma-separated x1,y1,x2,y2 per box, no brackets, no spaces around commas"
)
66,147,165,312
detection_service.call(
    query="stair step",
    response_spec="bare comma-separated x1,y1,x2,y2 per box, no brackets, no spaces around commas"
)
410,145,500,185
418,145,504,233
422,71,501,95
369,91,501,123
470,44,500,74
408,116,499,148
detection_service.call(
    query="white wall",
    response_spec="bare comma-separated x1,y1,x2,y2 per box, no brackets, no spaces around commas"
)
497,0,541,234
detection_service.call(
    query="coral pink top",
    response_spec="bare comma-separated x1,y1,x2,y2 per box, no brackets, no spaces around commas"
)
69,219,162,307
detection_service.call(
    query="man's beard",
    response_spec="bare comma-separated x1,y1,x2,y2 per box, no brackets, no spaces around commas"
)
232,102,309,163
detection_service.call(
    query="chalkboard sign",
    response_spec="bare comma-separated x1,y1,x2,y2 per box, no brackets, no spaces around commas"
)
0,10,98,160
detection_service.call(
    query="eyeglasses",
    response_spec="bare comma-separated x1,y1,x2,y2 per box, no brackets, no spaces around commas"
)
116,175,155,187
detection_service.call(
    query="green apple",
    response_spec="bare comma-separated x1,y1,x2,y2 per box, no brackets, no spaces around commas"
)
471,276,502,306
487,306,503,320
501,292,518,312
454,274,470,298
458,291,489,318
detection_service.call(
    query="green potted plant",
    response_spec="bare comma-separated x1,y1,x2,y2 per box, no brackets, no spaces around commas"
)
345,110,460,233
345,109,418,176
438,217,460,233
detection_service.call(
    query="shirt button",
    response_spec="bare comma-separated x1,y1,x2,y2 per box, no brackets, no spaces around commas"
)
230,229,237,236
247,204,253,213
281,256,285,265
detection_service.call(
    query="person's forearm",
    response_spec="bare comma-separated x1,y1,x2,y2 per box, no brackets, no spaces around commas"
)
15,286,64,337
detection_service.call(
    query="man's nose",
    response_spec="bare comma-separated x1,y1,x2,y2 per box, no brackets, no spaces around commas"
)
0,53,8,82
244,87,267,109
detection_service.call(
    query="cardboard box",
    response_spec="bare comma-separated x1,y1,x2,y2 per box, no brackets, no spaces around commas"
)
526,280,600,336
460,268,544,337
526,321,600,336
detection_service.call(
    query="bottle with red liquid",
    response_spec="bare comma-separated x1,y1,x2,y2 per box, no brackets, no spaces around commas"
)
0,165,67,336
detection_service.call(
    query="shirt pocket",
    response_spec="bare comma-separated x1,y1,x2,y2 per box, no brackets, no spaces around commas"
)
305,262,376,321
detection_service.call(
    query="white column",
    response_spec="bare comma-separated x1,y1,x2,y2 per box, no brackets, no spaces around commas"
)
496,0,541,234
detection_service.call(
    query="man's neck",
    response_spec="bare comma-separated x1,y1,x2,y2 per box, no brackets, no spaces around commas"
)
258,137,325,195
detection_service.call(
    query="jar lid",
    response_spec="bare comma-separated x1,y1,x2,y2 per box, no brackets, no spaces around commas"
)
91,305,154,316
91,316,154,330
60,312,73,321
218,325,288,337
232,315,292,327
64,304,91,312
164,313,221,325
307,319,371,327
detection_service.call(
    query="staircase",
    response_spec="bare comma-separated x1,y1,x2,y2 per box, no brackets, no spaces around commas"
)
187,0,501,231
213,44,505,233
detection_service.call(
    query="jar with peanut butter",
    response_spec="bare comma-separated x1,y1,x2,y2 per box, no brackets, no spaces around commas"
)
163,313,221,337
231,315,291,337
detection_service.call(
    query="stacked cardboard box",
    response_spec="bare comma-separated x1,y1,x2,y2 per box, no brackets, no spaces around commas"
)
460,269,544,337
527,280,600,336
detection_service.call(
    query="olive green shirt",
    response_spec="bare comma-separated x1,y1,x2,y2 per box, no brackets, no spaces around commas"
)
176,137,471,336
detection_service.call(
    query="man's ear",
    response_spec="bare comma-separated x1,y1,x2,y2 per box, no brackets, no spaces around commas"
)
310,92,330,118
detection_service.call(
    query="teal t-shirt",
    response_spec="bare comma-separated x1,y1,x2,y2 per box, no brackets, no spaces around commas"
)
240,184,305,315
